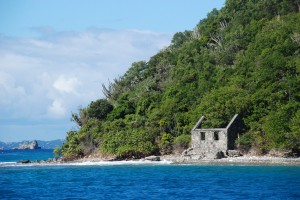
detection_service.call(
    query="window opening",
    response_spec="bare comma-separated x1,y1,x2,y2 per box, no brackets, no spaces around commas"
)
201,132,205,140
214,132,219,140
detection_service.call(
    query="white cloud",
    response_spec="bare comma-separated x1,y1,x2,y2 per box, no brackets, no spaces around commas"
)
48,100,66,118
53,76,81,95
0,72,26,105
0,28,172,121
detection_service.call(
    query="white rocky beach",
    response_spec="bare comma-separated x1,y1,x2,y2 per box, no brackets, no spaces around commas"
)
71,153,300,166
160,154,300,166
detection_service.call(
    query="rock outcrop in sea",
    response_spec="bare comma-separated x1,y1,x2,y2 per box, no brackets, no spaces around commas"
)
14,140,41,150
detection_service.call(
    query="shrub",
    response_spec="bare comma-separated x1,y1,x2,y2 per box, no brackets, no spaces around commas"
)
159,133,174,155
173,134,191,154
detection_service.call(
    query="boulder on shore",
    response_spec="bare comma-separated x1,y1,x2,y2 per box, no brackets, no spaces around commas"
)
227,150,242,157
145,156,160,161
215,151,225,159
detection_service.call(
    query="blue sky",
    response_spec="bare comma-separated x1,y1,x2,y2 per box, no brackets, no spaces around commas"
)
0,0,225,142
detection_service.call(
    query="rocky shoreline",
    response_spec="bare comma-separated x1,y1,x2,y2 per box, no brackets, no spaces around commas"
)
73,155,300,166
17,157,63,164
160,155,300,166
16,154,300,166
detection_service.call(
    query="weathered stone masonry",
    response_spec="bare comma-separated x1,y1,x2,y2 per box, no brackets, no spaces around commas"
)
184,114,246,159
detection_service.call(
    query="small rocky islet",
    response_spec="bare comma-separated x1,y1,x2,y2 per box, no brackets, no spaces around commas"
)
12,140,41,150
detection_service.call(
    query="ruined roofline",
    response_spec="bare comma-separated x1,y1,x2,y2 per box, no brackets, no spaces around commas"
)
225,114,239,130
192,116,205,131
192,114,239,131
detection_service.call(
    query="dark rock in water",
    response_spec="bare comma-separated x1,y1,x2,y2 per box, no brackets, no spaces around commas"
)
32,158,55,163
17,160,31,164
17,158,62,164
145,156,160,161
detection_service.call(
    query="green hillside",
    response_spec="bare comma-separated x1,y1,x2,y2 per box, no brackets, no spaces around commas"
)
61,0,300,160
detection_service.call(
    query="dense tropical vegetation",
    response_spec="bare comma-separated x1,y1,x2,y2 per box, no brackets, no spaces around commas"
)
61,0,300,160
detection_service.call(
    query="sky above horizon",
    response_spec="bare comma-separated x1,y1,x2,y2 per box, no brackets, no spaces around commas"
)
0,0,225,142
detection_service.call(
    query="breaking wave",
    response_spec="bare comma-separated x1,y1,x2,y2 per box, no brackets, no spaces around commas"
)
0,159,172,168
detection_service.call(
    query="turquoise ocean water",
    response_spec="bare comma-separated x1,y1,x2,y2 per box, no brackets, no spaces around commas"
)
1,150,300,199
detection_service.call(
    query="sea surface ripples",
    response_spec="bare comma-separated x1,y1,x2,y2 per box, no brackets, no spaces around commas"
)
1,164,300,199
1,150,300,199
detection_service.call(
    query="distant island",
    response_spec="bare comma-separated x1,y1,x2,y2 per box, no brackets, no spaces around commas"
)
0,139,65,150
12,140,41,150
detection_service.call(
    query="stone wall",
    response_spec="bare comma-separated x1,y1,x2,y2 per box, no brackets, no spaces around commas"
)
191,129,227,159
187,114,245,159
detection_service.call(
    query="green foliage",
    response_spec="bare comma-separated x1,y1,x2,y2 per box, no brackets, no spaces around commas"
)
62,130,83,160
174,134,191,147
87,99,113,120
173,134,191,154
53,147,62,158
71,107,89,127
237,132,254,152
159,133,174,155
100,130,156,159
62,1,300,159
107,95,135,120
262,103,300,149
71,99,113,127
289,110,300,152
171,31,192,48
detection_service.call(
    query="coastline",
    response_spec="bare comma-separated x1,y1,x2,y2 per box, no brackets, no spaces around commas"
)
7,150,300,166
160,155,300,166
73,154,300,166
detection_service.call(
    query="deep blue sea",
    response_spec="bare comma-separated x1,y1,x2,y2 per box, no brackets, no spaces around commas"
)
1,150,300,200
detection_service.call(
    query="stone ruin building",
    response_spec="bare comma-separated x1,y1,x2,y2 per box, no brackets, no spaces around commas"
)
183,114,246,159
